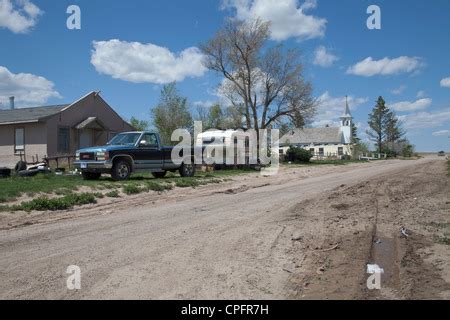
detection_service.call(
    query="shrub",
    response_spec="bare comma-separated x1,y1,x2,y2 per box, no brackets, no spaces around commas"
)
10,193,96,212
175,179,200,188
145,181,173,192
401,144,414,157
105,190,120,198
122,184,143,195
286,147,313,163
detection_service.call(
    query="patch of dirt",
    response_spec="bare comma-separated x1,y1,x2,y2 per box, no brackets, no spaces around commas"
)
282,159,450,299
0,157,448,299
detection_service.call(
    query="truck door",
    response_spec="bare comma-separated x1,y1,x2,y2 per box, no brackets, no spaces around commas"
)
134,133,163,170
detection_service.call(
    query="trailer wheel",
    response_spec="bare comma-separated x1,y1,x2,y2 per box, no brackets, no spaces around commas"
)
179,163,195,177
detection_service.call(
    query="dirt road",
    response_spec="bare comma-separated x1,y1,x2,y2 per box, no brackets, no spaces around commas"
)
0,157,448,299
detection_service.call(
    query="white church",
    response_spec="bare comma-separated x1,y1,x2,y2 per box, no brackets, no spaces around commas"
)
279,99,354,159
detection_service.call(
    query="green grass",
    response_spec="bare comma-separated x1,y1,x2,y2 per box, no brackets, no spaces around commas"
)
428,222,450,229
0,168,252,210
0,193,97,212
434,236,450,246
122,184,143,195
174,179,201,188
105,190,120,198
0,174,99,202
145,181,173,192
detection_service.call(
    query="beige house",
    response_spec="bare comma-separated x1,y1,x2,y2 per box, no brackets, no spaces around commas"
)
0,92,134,168
279,102,354,159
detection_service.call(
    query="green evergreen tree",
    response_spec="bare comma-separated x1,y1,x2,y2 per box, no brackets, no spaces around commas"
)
367,96,390,153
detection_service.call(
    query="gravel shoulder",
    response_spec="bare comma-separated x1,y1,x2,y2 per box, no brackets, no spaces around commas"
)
0,157,448,299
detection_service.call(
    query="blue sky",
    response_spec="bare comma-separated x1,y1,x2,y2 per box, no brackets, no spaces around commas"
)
0,0,449,151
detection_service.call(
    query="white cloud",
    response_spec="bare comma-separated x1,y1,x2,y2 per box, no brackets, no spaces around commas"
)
347,56,423,77
90,39,207,84
0,0,42,33
313,46,338,68
194,100,216,109
416,90,426,98
399,109,450,129
0,66,61,108
432,130,450,137
440,77,450,88
390,98,432,112
223,0,327,41
390,85,406,95
312,91,368,127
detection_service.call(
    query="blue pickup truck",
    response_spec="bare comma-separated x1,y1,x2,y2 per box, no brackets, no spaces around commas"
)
74,132,195,180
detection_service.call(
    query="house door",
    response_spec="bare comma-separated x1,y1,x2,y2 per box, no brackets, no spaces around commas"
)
79,129,93,149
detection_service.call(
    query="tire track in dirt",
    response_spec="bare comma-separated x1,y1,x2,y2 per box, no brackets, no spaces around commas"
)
283,159,449,300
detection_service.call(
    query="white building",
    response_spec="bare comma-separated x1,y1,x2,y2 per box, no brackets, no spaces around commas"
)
279,100,354,159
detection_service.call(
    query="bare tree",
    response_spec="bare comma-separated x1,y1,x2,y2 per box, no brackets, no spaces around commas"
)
200,18,316,136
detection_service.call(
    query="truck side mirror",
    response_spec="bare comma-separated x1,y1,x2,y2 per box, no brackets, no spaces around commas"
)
139,140,148,147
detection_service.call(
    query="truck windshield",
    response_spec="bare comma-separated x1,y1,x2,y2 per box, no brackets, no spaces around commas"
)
107,133,141,146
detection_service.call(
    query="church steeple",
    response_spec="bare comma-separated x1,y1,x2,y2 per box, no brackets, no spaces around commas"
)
340,95,353,127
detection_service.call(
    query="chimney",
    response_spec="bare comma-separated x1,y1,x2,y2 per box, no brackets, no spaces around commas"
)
9,96,15,110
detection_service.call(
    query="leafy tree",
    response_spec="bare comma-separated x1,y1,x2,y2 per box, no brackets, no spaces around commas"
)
207,104,225,129
351,123,370,157
151,83,192,145
354,141,370,157
401,143,415,157
224,104,244,129
195,103,245,130
129,117,150,131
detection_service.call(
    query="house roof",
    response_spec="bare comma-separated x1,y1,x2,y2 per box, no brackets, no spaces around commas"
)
0,105,69,125
279,127,343,145
75,117,107,130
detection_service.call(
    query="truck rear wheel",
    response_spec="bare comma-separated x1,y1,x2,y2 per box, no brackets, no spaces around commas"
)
152,171,167,179
112,160,131,181
179,163,195,177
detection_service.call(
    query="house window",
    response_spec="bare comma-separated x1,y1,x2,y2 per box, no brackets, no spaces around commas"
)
58,127,70,153
279,149,284,155
338,147,344,156
319,148,324,155
15,128,24,152
309,148,315,153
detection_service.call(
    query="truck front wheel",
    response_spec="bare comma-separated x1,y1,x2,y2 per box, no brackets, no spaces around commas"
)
112,160,131,181
179,163,195,177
